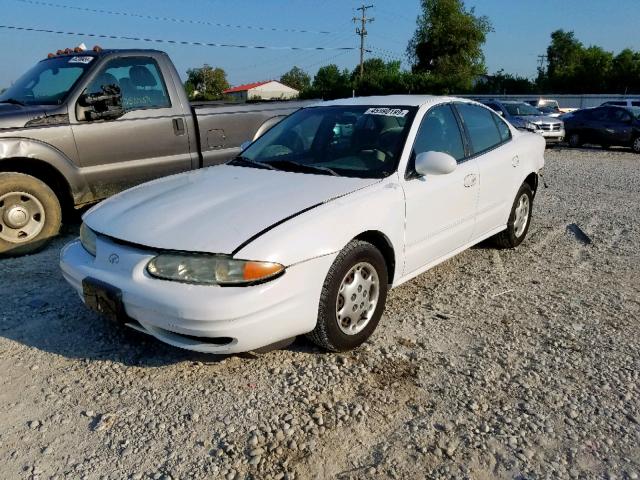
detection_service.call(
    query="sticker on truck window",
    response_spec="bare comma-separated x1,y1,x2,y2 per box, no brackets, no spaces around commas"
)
68,56,94,64
364,108,409,118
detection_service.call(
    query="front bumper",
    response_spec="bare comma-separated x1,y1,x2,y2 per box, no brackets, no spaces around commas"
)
537,129,565,144
60,236,335,354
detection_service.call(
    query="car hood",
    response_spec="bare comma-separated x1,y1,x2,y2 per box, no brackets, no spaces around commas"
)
85,164,380,254
0,103,63,129
514,114,561,124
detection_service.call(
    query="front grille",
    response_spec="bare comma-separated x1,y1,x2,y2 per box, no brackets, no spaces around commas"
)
540,123,562,132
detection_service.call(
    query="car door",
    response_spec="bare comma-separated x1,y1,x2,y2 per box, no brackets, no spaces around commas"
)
401,103,479,276
454,102,519,237
602,107,634,145
70,55,194,200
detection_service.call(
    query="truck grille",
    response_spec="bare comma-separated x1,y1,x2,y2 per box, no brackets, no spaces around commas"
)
540,123,562,131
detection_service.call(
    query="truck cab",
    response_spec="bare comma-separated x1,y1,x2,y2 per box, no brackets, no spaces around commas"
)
0,47,308,255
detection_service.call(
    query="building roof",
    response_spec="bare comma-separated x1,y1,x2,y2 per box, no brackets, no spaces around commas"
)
223,81,273,94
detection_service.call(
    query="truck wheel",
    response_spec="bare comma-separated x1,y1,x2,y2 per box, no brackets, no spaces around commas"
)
306,240,388,352
0,172,61,256
493,183,533,249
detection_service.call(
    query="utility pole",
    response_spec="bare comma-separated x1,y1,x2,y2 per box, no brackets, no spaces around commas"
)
537,54,548,73
353,4,374,79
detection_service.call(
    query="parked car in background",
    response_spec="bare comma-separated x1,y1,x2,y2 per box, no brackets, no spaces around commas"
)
482,100,565,146
60,96,545,354
564,105,640,152
0,47,310,256
526,98,562,117
601,99,640,108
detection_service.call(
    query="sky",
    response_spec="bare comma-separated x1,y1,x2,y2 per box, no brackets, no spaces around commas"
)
0,0,639,88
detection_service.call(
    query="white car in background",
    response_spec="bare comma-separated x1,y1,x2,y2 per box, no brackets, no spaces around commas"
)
60,96,545,354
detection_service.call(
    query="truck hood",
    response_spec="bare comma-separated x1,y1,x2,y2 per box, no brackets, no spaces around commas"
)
0,104,63,129
85,164,379,254
514,114,562,125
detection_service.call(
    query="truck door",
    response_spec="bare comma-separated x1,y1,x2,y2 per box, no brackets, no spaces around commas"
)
70,55,193,200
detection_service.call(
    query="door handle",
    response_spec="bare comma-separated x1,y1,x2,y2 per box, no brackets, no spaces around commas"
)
172,118,186,136
512,156,520,167
464,174,477,187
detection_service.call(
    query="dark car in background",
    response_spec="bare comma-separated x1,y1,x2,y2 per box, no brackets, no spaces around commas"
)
481,100,565,145
563,106,640,153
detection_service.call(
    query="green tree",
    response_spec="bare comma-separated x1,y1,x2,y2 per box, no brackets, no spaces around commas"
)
611,48,640,93
351,58,408,96
185,64,229,101
280,66,311,92
303,64,352,99
473,69,537,95
543,30,584,92
407,0,492,92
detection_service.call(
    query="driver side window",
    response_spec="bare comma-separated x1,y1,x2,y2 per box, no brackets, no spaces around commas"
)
86,57,170,111
412,104,465,162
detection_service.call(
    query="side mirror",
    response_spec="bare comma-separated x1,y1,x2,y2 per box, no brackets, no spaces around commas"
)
240,141,252,151
79,84,124,121
415,151,457,176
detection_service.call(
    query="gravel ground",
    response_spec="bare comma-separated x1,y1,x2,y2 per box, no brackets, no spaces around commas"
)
0,147,639,480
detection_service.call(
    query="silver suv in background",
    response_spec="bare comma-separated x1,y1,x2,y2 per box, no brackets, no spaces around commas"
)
482,100,565,146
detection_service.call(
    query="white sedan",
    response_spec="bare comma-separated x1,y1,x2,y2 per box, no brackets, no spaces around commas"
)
60,96,545,354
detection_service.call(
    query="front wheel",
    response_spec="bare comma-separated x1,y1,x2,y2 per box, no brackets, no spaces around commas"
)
567,132,582,148
0,172,61,256
493,183,533,249
307,240,388,352
632,137,640,154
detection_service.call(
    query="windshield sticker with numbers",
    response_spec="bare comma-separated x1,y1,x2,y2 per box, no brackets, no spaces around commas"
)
68,56,94,64
364,108,409,118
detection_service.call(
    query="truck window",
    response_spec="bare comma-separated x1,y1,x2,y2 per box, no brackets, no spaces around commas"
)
87,57,170,111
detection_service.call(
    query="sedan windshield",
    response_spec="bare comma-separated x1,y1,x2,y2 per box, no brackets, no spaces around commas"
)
233,105,417,178
504,103,542,116
0,56,94,106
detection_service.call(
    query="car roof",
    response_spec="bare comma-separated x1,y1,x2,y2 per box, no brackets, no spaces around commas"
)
312,95,473,108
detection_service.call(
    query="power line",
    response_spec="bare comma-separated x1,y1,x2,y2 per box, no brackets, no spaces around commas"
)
0,24,357,51
13,0,333,35
353,4,374,79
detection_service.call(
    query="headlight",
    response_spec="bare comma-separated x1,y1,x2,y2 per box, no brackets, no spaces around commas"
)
525,122,539,131
146,254,285,286
80,222,97,256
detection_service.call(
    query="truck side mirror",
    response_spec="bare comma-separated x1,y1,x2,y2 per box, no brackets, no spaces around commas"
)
78,84,124,121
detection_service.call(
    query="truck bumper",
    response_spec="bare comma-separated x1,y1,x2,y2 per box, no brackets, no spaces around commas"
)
60,236,335,354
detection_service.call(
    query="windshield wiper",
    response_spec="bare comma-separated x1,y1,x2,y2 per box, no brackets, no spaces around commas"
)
268,159,339,176
229,156,277,171
0,98,25,106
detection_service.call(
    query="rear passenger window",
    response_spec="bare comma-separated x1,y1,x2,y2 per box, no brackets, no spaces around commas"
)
456,103,503,155
412,104,465,162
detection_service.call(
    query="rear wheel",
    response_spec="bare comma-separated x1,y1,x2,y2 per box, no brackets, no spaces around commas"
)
493,183,533,249
0,172,61,256
632,137,640,154
307,240,388,352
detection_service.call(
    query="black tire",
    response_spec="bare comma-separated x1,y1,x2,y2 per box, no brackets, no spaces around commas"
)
493,183,534,249
0,172,61,256
307,240,388,352
567,132,582,148
632,136,640,154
